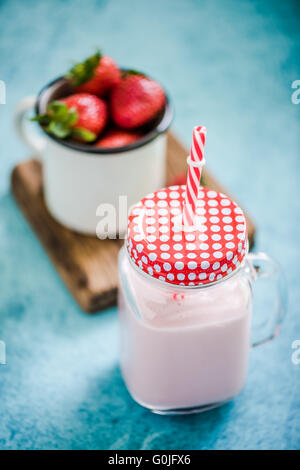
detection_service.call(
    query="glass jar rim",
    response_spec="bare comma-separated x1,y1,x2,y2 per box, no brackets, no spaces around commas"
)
124,244,249,290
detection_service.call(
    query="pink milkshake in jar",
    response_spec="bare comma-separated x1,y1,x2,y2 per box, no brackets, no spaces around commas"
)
118,127,286,414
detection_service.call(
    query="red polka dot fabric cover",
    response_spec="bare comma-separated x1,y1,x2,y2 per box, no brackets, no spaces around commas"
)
126,186,248,286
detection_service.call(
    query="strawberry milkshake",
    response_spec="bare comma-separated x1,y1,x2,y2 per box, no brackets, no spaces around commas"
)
118,175,252,413
118,127,285,414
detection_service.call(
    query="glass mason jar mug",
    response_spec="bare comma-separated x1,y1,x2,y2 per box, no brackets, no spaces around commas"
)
118,186,287,414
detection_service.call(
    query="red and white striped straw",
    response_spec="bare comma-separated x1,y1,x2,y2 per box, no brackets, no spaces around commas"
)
183,126,207,227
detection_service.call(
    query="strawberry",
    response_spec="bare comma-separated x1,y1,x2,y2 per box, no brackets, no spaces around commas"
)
33,93,107,142
95,128,141,148
110,71,166,129
170,173,187,187
66,51,121,97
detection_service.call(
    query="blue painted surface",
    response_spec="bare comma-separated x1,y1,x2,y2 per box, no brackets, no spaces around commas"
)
0,0,299,450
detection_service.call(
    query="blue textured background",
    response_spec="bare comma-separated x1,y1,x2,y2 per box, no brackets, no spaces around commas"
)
0,0,299,450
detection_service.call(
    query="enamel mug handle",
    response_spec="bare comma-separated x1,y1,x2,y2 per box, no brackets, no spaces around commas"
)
247,252,287,348
14,96,46,157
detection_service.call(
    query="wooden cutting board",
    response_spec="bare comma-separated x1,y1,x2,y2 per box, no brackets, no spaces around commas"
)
11,132,256,313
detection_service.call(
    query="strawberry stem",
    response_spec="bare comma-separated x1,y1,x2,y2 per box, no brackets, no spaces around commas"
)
122,69,145,79
65,50,102,87
71,127,97,142
32,101,75,139
32,101,97,142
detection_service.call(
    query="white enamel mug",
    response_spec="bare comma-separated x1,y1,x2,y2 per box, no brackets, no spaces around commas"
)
14,77,173,236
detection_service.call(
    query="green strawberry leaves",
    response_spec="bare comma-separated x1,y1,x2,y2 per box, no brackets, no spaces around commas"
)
46,101,78,125
122,69,145,79
46,121,71,139
66,50,102,87
71,127,97,142
32,101,77,139
32,101,96,142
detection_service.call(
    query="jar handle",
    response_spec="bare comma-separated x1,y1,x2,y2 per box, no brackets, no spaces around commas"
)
247,252,287,348
118,255,141,319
